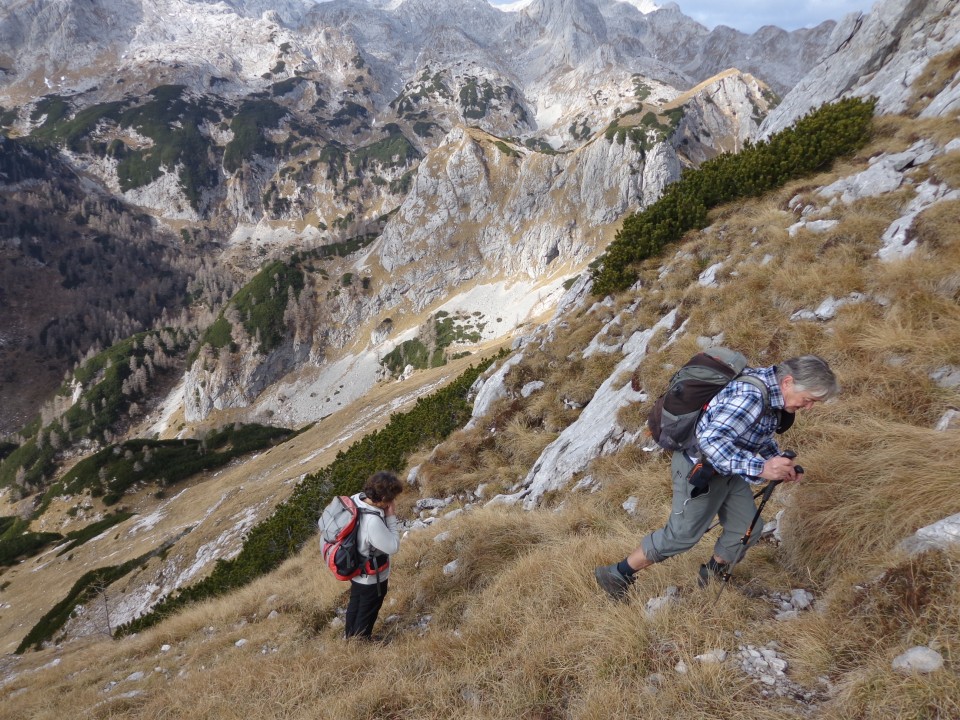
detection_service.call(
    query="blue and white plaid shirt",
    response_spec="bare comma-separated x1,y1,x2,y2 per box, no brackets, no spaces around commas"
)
695,366,784,483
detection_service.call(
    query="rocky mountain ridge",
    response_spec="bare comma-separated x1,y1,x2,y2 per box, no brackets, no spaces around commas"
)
0,0,818,431
761,0,960,136
183,69,775,422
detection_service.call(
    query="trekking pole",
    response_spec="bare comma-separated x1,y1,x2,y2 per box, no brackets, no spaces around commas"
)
713,451,803,605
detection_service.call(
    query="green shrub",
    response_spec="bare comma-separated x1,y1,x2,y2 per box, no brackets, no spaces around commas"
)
114,86,221,209
270,77,307,97
193,260,304,359
524,138,560,155
30,95,72,125
0,529,63,567
590,97,876,295
231,261,304,352
17,538,178,653
351,131,421,172
223,99,288,173
32,98,125,152
0,106,19,127
0,330,189,492
381,311,487,375
28,87,224,211
382,338,432,374
413,121,440,138
328,101,369,129
316,232,379,258
44,424,294,507
320,142,348,184
390,171,415,194
459,78,496,120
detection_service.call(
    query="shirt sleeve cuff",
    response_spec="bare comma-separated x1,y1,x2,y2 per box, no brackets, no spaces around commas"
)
737,457,765,481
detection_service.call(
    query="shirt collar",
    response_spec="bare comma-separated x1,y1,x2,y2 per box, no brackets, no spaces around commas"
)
747,366,786,410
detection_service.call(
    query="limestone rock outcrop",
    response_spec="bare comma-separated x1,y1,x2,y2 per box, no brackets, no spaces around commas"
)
760,0,960,137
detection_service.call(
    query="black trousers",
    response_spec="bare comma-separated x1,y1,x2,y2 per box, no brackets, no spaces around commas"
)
344,579,389,639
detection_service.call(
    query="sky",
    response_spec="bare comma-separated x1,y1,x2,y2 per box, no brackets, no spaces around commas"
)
487,0,879,35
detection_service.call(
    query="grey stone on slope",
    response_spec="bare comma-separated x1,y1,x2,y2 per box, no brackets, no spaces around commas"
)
491,309,680,509
464,353,525,430
900,513,960,555
759,0,955,138
934,407,960,431
878,180,960,262
892,646,944,674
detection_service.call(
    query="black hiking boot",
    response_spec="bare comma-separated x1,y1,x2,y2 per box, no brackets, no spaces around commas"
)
594,563,634,601
698,557,727,588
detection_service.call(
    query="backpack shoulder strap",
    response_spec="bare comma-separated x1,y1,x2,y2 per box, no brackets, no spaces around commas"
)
735,374,770,405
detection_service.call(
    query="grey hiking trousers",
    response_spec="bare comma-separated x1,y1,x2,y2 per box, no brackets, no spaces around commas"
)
640,451,764,565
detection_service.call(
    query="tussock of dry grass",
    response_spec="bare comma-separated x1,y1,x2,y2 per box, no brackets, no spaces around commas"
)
909,45,960,114
780,418,960,580
929,150,960,187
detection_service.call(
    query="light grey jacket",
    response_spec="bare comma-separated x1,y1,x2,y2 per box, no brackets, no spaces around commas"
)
351,493,400,585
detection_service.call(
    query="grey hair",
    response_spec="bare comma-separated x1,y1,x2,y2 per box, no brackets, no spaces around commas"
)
776,355,840,400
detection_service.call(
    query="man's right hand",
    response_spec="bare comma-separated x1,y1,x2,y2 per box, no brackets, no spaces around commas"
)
760,455,799,482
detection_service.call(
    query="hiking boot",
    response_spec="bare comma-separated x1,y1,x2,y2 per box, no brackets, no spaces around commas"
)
697,558,727,588
594,563,634,601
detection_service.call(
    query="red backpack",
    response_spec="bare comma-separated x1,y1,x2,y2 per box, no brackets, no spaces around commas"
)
318,495,389,580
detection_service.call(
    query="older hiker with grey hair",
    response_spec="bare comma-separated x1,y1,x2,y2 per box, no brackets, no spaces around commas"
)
595,354,839,600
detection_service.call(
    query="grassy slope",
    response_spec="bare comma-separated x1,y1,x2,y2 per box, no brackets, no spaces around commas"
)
3,114,960,717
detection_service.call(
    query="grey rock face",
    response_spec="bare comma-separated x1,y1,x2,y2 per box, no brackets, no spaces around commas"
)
673,71,773,164
184,338,312,422
375,125,654,315
760,0,960,136
187,61,765,420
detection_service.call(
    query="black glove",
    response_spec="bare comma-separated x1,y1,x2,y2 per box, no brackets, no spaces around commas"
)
688,460,715,498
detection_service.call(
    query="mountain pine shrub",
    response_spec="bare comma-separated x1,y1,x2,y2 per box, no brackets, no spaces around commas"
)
43,424,294,508
222,98,289,173
590,97,877,295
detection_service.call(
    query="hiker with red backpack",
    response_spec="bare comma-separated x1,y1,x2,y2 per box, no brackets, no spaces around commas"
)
594,352,839,601
330,471,403,639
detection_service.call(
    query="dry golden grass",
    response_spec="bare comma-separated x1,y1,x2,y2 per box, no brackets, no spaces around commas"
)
780,418,960,581
547,310,606,360
555,354,619,407
913,195,960,254
614,392,650,433
867,112,960,153
909,45,960,115
929,150,960,186
493,414,557,470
